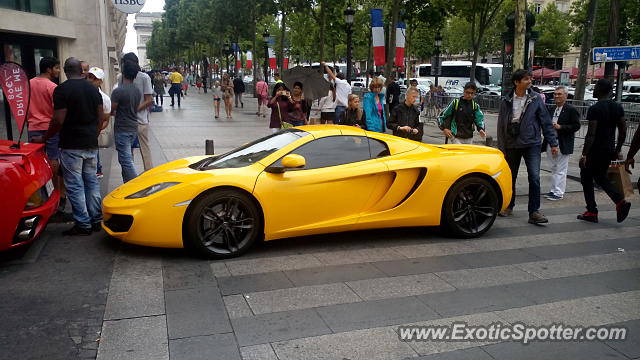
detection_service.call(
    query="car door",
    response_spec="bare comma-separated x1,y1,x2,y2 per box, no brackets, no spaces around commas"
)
254,135,388,239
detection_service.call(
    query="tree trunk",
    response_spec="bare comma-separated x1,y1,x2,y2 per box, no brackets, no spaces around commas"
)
575,0,598,100
385,0,400,79
604,0,620,83
319,0,326,61
469,0,478,83
513,0,526,70
279,11,286,74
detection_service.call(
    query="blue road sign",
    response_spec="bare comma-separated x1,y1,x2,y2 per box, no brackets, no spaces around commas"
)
592,46,640,63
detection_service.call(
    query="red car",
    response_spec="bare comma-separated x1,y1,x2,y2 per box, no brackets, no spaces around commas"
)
0,139,59,251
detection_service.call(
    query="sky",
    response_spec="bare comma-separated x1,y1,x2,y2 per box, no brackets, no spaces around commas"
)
123,0,166,54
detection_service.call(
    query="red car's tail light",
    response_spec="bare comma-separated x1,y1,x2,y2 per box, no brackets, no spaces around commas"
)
25,186,49,209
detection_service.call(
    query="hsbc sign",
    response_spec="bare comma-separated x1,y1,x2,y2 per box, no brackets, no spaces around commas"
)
113,0,145,14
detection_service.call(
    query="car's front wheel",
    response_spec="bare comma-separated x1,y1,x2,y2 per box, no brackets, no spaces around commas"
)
442,176,499,238
185,189,262,259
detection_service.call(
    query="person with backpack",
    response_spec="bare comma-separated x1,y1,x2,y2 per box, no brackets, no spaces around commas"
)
438,82,486,144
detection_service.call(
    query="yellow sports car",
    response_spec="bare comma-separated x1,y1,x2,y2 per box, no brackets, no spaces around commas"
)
102,126,512,259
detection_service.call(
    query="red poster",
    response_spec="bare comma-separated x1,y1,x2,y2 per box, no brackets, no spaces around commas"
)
0,62,30,138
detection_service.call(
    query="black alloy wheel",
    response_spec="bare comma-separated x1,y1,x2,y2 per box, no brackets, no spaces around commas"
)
185,189,262,259
442,176,499,238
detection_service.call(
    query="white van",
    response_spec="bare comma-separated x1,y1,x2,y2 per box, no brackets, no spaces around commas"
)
621,81,640,93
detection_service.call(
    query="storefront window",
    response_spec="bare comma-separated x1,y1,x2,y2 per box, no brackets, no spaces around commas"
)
0,0,52,15
3,44,22,64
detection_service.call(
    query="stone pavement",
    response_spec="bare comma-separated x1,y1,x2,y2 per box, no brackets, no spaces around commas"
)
89,91,640,360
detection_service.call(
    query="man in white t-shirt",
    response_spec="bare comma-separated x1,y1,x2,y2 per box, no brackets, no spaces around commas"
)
120,53,154,171
322,62,351,124
87,67,111,179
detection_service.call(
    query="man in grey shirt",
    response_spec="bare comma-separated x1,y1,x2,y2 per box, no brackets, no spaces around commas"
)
111,61,142,183
120,53,153,171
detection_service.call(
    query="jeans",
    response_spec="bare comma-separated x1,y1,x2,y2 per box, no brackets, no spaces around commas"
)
580,151,623,213
60,149,102,229
28,130,60,160
169,83,181,106
504,145,542,214
335,105,346,125
290,120,305,126
235,92,243,107
115,131,138,183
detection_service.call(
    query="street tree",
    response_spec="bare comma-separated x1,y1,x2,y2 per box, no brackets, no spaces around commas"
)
533,3,572,66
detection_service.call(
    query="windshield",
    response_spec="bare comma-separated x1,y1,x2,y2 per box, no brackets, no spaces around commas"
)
190,129,309,170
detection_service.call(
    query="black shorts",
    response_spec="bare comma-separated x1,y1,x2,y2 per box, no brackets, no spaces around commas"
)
320,112,335,121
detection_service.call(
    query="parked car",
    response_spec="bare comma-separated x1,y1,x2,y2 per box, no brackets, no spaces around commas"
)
102,126,512,259
0,140,59,251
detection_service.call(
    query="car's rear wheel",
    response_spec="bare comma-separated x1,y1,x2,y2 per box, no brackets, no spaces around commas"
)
442,176,499,238
185,189,262,259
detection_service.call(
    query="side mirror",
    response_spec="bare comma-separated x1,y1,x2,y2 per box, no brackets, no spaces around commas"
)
265,154,306,173
282,154,306,169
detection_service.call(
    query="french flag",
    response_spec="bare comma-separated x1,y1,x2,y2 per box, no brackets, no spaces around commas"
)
395,22,406,67
268,48,277,69
246,51,252,69
371,9,385,66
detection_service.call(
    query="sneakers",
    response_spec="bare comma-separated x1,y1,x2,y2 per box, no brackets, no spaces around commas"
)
62,225,92,236
543,192,554,197
545,193,563,201
616,200,631,223
577,211,599,223
498,207,513,217
528,211,549,224
96,172,104,179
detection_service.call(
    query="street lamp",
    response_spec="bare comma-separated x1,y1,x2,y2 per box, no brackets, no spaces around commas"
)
262,30,270,83
344,3,355,84
434,33,443,86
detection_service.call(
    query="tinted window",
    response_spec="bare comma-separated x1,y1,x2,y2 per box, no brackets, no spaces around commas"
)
369,138,390,158
192,129,308,170
277,135,371,170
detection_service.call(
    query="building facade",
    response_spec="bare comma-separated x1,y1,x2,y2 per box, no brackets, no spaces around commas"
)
133,12,162,70
0,0,127,140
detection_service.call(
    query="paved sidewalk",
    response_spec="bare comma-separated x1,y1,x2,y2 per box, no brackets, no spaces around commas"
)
92,91,640,360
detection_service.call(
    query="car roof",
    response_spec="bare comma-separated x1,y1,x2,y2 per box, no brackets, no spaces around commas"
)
294,125,420,154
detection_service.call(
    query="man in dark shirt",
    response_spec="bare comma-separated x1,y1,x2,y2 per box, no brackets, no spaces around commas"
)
386,75,401,114
388,88,422,141
233,76,245,108
111,61,142,183
578,79,630,223
35,57,105,235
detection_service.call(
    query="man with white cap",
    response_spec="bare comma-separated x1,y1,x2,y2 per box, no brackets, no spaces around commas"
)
87,67,111,179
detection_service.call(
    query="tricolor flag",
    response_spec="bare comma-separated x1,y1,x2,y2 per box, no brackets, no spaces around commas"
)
246,51,252,69
395,22,406,67
268,48,277,69
370,9,385,66
283,57,289,70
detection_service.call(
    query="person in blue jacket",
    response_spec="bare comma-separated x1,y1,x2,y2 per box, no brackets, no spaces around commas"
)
362,77,386,132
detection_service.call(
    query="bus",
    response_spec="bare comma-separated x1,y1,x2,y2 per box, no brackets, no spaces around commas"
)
417,61,503,87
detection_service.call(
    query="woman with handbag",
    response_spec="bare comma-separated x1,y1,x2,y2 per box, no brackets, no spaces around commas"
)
267,83,294,133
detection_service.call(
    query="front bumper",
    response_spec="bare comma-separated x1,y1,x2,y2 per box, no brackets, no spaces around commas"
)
1,189,60,251
101,188,197,249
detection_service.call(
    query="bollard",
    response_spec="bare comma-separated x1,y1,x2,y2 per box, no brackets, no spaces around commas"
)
205,139,214,155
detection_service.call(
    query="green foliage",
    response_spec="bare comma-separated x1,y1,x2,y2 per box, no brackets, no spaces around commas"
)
569,0,640,47
533,3,571,57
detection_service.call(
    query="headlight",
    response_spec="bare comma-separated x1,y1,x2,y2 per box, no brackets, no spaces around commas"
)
125,182,180,199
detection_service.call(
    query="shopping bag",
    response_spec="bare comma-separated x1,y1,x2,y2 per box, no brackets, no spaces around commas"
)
607,161,634,198
98,118,114,148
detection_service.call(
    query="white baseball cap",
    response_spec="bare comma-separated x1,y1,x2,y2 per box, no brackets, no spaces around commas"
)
88,67,105,80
